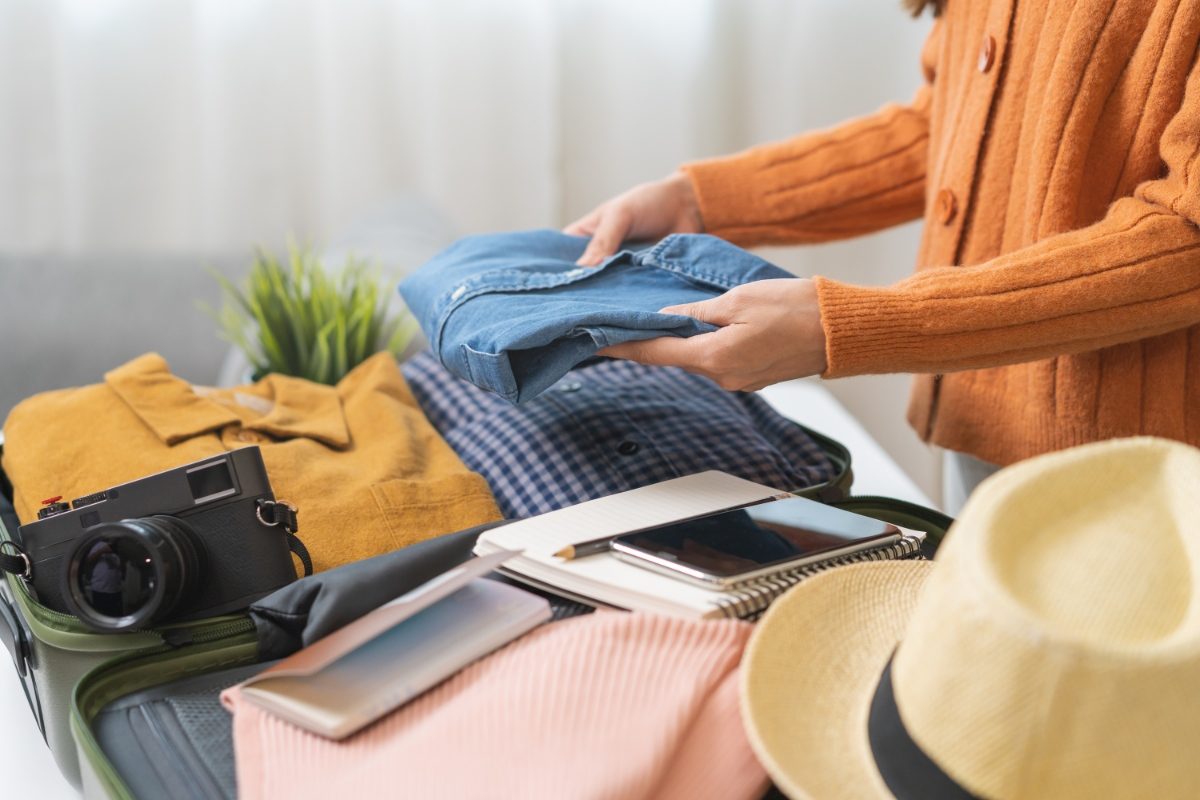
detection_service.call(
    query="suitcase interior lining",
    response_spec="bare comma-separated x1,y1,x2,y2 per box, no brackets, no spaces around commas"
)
94,662,268,800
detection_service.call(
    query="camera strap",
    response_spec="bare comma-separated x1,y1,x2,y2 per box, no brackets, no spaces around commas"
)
0,541,31,580
287,533,313,578
256,499,313,577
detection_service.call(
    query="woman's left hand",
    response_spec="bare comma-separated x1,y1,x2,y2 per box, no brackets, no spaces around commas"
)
598,278,828,391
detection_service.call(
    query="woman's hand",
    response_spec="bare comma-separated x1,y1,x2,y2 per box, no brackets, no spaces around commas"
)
564,171,703,266
598,278,829,391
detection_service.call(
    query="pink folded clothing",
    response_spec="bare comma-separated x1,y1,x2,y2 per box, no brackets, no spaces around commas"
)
222,611,767,800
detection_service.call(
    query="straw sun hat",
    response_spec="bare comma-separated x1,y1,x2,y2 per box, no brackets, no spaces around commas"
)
741,436,1200,799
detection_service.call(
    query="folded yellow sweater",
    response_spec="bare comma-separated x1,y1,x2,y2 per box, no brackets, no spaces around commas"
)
2,352,502,572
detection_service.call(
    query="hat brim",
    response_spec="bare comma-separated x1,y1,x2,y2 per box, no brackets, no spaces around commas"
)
741,560,934,799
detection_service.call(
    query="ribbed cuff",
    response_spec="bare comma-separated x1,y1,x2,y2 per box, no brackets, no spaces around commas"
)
814,275,928,378
681,154,767,240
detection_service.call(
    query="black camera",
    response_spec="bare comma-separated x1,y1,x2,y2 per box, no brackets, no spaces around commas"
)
16,446,301,632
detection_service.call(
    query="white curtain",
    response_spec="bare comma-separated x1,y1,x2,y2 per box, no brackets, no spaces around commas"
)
0,0,941,497
0,0,930,255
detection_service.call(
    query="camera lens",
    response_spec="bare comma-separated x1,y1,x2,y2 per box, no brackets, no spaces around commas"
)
63,515,203,632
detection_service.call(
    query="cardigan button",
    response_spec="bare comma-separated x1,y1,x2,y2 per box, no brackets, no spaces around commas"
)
979,35,997,73
936,188,958,224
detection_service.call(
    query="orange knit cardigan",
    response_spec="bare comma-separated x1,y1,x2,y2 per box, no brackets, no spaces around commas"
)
683,0,1200,466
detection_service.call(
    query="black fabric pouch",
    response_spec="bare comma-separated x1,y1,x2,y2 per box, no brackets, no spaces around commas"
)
249,520,507,660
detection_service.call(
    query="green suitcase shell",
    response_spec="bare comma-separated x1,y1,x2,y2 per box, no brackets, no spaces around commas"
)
0,449,267,788
793,425,953,543
0,541,257,787
72,625,260,800
2,425,952,798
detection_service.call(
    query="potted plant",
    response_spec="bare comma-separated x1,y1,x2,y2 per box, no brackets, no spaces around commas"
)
209,246,418,385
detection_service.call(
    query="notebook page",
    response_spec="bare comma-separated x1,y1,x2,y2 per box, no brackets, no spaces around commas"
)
496,546,723,616
480,471,785,554
476,471,787,616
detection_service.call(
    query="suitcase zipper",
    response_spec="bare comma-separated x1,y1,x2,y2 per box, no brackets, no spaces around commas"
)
9,574,255,644
829,494,955,546
27,597,79,627
835,494,943,512
161,616,256,648
189,616,255,642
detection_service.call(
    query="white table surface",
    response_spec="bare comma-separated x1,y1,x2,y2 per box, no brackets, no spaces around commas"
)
0,377,931,797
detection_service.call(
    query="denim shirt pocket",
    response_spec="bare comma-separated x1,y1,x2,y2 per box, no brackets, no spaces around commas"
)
460,344,520,403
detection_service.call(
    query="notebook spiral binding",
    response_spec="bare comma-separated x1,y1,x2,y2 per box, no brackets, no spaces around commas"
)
715,535,926,621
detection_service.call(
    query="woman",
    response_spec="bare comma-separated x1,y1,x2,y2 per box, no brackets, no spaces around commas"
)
566,0,1200,509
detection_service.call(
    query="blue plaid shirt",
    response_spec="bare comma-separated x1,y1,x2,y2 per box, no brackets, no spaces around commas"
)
402,351,835,519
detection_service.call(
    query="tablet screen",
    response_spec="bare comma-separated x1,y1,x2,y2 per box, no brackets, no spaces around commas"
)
613,496,898,578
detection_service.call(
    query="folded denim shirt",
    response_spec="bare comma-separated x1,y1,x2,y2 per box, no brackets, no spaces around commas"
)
398,230,795,403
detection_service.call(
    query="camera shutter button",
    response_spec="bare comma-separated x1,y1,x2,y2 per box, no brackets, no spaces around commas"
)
37,496,71,519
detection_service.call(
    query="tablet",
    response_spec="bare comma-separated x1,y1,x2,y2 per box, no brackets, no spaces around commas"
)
610,495,901,588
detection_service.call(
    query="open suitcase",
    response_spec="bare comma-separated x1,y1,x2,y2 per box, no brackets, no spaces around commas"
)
0,425,952,799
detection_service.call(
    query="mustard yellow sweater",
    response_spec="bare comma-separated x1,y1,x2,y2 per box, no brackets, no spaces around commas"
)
684,0,1200,465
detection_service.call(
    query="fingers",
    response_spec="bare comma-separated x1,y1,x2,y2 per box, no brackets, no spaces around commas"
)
659,294,736,327
563,209,599,237
598,335,710,369
576,208,631,266
603,331,775,392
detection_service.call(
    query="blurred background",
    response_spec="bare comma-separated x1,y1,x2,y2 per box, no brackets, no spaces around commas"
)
0,0,935,496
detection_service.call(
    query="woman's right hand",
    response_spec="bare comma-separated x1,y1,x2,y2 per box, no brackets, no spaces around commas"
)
563,170,704,266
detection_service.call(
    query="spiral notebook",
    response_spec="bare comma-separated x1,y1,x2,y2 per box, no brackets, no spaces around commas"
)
473,471,925,621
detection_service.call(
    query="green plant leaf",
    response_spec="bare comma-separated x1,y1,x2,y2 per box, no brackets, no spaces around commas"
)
348,303,373,364
311,318,336,384
209,244,411,384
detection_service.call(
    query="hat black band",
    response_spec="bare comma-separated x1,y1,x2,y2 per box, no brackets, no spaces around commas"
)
868,656,981,800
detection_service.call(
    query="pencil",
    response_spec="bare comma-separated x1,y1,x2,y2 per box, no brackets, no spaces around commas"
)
553,536,615,560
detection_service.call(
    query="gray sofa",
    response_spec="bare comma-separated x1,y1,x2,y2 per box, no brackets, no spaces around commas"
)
0,196,454,422
0,254,245,421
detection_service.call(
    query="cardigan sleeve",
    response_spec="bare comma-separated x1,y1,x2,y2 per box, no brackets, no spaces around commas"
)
680,23,940,246
815,53,1200,378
